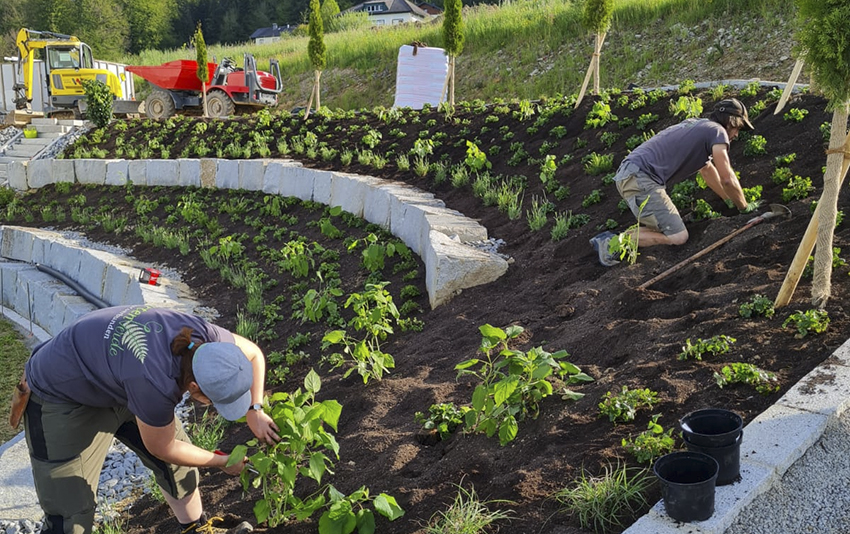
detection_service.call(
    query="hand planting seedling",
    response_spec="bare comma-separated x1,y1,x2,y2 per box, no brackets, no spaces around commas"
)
678,334,736,360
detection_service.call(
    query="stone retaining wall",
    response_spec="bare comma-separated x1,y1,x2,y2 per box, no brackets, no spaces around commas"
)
7,158,509,308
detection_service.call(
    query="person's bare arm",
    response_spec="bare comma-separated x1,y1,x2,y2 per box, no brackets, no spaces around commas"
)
232,334,280,444
137,418,244,475
700,144,747,210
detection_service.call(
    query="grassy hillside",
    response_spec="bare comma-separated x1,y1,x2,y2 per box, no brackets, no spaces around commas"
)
125,0,797,110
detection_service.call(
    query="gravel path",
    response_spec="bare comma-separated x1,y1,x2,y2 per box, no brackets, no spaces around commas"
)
724,409,850,534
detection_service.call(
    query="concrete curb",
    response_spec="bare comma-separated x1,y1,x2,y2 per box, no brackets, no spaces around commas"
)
5,158,509,308
624,338,850,534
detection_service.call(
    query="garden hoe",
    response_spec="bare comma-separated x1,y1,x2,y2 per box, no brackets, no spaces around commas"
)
638,203,792,290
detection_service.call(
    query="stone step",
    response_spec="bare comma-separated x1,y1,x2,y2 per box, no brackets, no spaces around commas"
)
32,124,71,134
4,145,43,158
29,118,58,126
18,138,53,146
56,119,86,127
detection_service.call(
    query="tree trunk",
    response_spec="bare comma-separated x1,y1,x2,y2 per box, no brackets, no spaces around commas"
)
592,32,604,96
449,57,456,107
202,81,208,118
811,104,850,308
315,70,322,110
775,104,850,308
440,55,451,105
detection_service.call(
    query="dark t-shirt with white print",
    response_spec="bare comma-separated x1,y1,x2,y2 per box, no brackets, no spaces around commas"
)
26,305,234,426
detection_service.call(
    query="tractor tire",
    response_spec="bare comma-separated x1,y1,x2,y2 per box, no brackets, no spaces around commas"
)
206,90,236,119
145,90,175,120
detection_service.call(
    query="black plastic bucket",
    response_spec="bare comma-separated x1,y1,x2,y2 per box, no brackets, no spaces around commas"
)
653,451,719,522
680,408,743,448
684,430,743,486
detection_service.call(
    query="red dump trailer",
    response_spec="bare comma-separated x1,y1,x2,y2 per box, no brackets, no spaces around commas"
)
126,54,282,119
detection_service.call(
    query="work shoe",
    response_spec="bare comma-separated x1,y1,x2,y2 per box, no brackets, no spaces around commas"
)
181,514,253,534
589,231,620,267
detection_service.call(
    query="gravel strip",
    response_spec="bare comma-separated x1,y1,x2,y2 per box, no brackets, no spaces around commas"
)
724,409,850,534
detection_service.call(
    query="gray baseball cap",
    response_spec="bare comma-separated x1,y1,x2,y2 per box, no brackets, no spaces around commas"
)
192,342,253,421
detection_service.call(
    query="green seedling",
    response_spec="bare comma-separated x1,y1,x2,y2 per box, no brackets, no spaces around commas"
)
739,294,775,318
415,402,471,441
598,386,659,424
678,334,736,361
714,363,779,395
622,414,675,464
783,309,829,338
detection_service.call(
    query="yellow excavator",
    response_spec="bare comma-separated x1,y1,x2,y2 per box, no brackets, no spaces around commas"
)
13,28,139,119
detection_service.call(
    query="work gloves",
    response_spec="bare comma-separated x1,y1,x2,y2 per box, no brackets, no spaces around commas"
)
724,198,761,214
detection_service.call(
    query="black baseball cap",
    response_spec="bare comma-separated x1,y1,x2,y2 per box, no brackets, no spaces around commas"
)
714,98,754,130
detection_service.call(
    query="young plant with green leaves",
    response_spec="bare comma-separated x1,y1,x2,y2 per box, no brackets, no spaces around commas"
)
739,294,775,318
415,402,471,441
322,282,400,384
669,96,702,119
678,334,736,361
714,363,779,395
455,324,593,445
230,370,404,530
598,386,659,424
782,309,830,338
622,414,675,464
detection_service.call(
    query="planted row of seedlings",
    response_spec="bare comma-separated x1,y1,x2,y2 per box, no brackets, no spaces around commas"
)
62,81,827,252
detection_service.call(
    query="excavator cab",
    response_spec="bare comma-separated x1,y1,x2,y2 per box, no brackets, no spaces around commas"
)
13,28,123,116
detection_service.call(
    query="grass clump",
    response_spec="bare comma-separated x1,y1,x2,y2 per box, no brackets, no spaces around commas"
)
553,462,654,534
424,483,513,534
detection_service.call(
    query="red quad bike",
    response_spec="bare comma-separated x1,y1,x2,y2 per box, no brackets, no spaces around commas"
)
126,54,282,119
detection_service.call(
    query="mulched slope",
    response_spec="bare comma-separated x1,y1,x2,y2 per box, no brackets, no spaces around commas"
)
23,87,850,534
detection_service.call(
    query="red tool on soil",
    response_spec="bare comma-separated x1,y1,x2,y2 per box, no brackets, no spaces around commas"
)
638,203,792,290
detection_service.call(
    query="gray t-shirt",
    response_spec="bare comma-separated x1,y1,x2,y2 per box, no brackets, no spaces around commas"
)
26,305,233,426
624,118,729,185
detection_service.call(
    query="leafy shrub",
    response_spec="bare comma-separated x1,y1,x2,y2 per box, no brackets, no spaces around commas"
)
783,309,829,338
669,96,702,118
622,415,675,464
739,294,775,318
455,324,593,445
743,135,768,156
783,108,809,122
678,335,736,361
415,402,470,440
714,363,779,395
781,175,814,202
598,387,659,424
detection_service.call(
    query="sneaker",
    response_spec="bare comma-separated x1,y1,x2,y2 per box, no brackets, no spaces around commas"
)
589,231,621,267
181,514,253,534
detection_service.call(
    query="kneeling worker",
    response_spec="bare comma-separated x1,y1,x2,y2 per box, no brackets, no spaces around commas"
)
591,97,758,266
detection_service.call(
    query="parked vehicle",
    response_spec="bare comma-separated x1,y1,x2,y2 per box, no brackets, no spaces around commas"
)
13,28,140,118
126,54,282,119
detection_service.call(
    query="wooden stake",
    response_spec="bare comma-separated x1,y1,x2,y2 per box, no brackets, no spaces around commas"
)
774,58,805,116
575,31,606,109
775,109,850,308
304,79,315,119
315,70,322,110
592,32,605,96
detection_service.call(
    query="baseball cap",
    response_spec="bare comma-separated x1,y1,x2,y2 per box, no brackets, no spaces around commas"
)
714,98,754,130
192,342,253,421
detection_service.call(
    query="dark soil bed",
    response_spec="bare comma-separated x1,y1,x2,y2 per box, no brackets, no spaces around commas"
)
12,87,850,534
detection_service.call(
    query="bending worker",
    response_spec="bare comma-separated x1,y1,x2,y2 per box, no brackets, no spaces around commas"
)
18,305,280,534
591,98,757,266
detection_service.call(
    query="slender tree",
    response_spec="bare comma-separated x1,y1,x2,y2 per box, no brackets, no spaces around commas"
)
321,0,340,32
194,22,209,118
575,0,614,108
777,0,850,308
442,0,463,106
305,0,325,118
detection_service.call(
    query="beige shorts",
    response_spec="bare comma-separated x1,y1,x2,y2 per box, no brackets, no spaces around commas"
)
614,163,686,236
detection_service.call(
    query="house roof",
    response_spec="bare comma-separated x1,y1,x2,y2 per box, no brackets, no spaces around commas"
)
344,0,431,18
416,2,443,15
249,24,293,40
